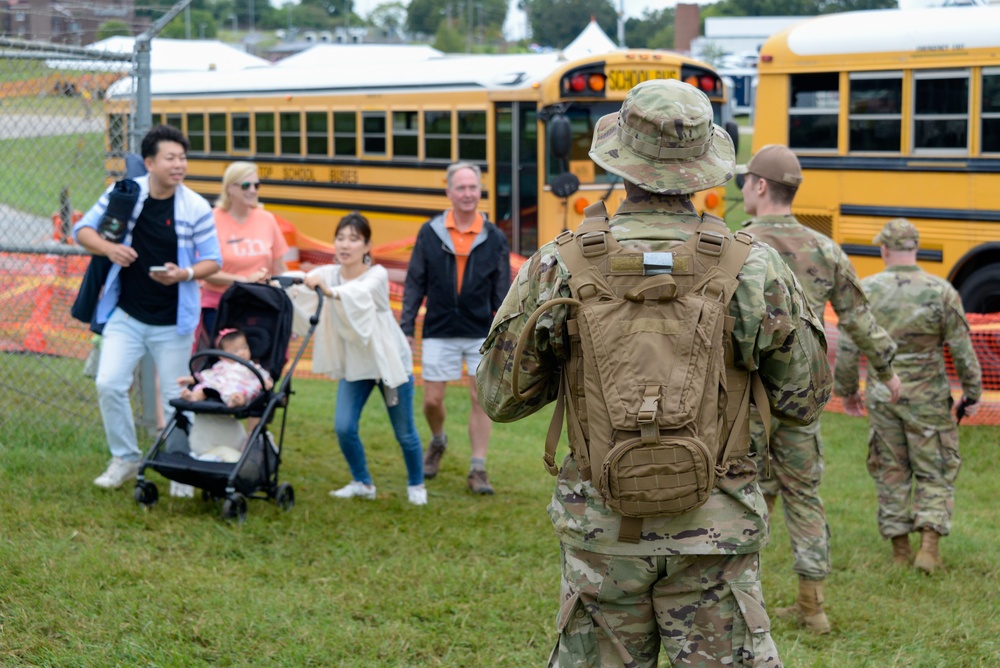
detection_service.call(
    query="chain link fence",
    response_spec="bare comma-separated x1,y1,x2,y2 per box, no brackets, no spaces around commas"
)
0,37,145,443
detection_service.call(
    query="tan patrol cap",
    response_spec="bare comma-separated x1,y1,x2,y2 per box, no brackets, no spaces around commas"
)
873,218,919,251
735,144,803,187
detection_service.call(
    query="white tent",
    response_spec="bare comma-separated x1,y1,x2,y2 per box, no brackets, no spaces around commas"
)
562,20,619,59
48,36,271,73
274,44,443,69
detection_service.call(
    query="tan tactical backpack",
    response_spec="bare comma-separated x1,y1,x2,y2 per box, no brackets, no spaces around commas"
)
513,202,769,543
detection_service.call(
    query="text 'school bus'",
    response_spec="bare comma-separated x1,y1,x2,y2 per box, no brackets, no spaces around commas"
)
751,5,1000,313
104,49,737,256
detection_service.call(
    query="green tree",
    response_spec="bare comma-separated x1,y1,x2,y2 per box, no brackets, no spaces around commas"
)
407,0,507,43
522,0,616,49
95,20,131,40
701,0,895,18
368,1,407,37
160,9,218,38
625,7,673,49
434,21,466,51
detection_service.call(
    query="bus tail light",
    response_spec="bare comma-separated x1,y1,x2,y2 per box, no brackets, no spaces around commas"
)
574,197,589,214
704,191,719,209
570,74,587,92
588,74,606,92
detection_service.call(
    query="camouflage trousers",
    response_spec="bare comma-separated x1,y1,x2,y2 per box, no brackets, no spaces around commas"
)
548,544,782,668
866,401,962,538
750,415,831,581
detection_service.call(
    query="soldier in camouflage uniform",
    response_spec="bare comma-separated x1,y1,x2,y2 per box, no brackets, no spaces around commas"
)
476,80,833,667
835,218,981,574
737,144,901,633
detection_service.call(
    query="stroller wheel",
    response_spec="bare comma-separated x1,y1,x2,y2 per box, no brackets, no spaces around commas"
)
222,493,248,523
275,483,295,512
134,481,159,509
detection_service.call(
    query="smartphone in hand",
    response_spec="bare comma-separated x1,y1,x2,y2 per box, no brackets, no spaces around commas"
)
149,266,168,274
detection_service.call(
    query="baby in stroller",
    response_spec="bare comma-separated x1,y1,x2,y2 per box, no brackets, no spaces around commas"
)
178,328,273,408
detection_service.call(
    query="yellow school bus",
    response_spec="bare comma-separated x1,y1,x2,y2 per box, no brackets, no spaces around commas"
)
104,49,737,256
752,6,1000,313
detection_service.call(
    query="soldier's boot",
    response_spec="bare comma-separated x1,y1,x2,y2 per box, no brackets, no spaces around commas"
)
891,534,913,566
914,529,943,574
775,578,832,635
764,494,777,518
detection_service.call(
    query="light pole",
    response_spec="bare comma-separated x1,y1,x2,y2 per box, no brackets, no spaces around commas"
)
199,22,207,39
248,0,255,33
229,13,237,32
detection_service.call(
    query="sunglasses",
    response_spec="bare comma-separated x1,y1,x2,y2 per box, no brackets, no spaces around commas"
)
238,181,261,191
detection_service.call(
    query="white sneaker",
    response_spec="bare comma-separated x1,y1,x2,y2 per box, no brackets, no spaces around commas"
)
169,481,195,498
407,484,428,506
93,457,140,489
329,481,376,500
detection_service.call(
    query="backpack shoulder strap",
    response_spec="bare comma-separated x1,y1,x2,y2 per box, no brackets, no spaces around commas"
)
555,200,621,278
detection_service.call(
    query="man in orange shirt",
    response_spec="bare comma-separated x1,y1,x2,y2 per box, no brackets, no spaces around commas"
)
401,163,511,494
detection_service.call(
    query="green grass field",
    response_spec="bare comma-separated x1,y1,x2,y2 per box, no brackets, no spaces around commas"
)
0,132,106,217
1,379,998,666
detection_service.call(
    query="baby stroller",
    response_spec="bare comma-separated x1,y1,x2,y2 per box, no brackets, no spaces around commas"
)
134,277,323,521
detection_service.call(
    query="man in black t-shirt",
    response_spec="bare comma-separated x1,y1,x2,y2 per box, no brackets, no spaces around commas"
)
74,126,221,489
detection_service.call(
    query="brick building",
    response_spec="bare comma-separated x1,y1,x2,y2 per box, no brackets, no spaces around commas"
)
2,0,135,45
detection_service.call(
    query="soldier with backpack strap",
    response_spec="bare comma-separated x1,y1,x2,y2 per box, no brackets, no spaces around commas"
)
476,80,833,667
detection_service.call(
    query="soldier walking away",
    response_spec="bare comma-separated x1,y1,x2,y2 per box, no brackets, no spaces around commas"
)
737,144,902,633
477,80,832,667
401,162,511,495
835,219,981,574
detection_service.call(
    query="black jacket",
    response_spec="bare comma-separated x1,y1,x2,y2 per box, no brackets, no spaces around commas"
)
401,213,510,340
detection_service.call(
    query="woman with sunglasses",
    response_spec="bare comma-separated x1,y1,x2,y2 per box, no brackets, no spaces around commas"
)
199,161,289,338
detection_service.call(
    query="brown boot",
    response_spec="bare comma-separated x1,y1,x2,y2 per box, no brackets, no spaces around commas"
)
891,534,912,566
774,578,831,634
914,529,943,574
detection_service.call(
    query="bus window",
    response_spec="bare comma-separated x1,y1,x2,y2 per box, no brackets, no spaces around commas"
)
362,112,387,156
546,102,618,183
232,113,250,152
457,111,486,162
789,73,838,150
424,111,452,161
984,69,1000,153
333,111,356,156
306,112,328,156
849,73,902,153
393,111,418,158
913,70,969,152
165,114,182,130
255,112,275,155
151,113,162,127
280,112,302,156
187,113,205,152
108,113,128,153
209,113,227,153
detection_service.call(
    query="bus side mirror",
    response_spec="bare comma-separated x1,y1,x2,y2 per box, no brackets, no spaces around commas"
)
550,114,572,161
552,172,579,199
725,120,740,156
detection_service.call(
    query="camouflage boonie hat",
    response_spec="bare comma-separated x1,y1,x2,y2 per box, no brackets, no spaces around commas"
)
589,79,735,196
874,218,919,250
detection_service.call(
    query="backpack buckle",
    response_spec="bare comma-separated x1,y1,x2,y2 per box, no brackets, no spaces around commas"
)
555,230,574,245
578,231,608,258
696,230,725,257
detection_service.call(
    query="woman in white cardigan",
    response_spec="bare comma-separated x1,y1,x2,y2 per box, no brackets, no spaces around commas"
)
299,213,426,505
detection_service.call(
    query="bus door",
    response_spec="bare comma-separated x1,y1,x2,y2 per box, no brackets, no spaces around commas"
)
494,102,539,256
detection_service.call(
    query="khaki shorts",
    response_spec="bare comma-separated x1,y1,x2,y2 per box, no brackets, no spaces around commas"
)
421,337,486,382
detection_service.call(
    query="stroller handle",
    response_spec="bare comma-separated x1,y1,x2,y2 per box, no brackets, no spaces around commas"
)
188,349,271,392
273,275,303,288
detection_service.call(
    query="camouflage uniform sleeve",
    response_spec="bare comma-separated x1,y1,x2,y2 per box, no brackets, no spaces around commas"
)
829,251,897,383
476,246,568,422
942,286,982,402
731,244,832,426
833,328,862,397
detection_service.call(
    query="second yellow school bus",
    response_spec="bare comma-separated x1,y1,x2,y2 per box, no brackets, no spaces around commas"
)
104,48,737,256
752,6,1000,313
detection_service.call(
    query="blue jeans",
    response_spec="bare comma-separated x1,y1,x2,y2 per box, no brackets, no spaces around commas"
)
95,308,194,461
335,376,424,486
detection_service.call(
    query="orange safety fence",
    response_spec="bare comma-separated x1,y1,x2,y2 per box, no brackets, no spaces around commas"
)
822,304,1000,426
3,248,997,425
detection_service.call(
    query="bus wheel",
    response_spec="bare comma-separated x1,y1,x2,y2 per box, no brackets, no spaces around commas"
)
959,264,1000,314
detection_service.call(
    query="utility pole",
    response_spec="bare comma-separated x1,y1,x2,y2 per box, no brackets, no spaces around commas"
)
617,0,625,48
185,5,191,39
